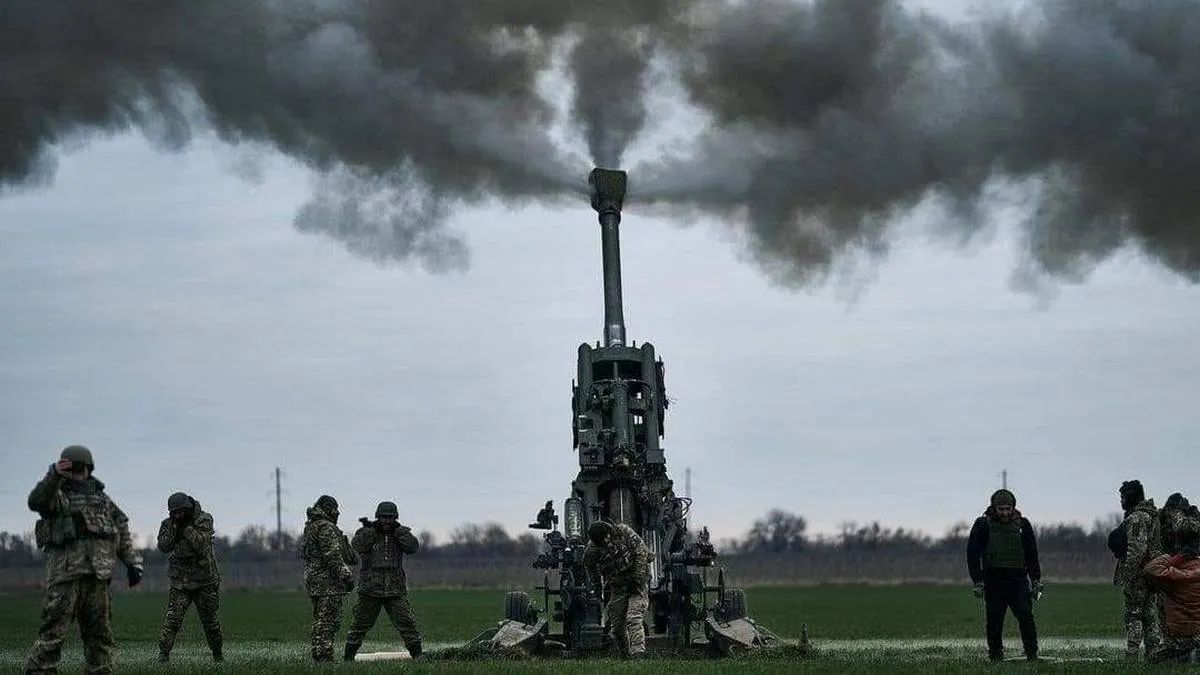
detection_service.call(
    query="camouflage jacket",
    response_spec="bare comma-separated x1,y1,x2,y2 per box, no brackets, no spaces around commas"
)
1161,508,1200,555
352,522,419,597
1117,499,1161,585
300,506,358,596
157,507,220,590
583,524,652,595
28,468,142,585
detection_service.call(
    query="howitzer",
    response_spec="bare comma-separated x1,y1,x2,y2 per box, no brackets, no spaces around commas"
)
471,169,782,657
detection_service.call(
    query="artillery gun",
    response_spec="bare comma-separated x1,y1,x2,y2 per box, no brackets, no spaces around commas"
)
472,169,780,657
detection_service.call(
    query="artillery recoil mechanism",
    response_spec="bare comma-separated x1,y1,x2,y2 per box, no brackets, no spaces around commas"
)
469,168,783,657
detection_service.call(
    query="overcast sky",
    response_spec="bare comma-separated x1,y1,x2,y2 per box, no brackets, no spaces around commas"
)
1,129,1196,547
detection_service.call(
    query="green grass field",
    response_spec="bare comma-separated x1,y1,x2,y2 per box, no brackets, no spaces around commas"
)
0,584,1147,673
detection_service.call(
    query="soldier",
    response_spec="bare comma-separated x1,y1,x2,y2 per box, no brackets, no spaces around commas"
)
1161,493,1197,555
299,495,357,662
1116,479,1163,661
156,492,223,663
1144,524,1200,663
24,445,144,675
583,520,652,659
965,489,1042,661
343,501,422,661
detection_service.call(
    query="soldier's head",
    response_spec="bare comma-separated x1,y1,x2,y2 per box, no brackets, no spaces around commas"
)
1180,526,1200,558
588,521,613,546
316,495,340,523
60,445,94,480
167,492,194,520
1120,480,1145,511
1166,493,1190,512
375,501,399,525
990,489,1017,522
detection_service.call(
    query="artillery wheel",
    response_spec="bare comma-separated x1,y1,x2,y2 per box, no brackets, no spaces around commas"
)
719,588,747,621
504,591,534,624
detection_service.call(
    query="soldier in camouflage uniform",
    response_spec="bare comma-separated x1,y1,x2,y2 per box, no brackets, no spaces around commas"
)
1161,494,1200,555
1116,480,1164,661
156,492,223,662
24,445,144,675
299,495,357,662
343,501,422,661
583,521,652,659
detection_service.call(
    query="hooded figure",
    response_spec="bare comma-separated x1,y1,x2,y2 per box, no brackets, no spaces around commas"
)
966,489,1042,661
1144,528,1200,663
1117,480,1163,661
299,495,358,662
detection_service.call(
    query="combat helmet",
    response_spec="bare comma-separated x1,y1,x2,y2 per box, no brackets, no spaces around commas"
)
167,492,193,512
60,445,94,470
375,501,399,519
589,520,613,544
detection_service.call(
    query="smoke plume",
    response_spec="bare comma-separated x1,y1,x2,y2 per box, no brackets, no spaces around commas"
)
3,0,1200,284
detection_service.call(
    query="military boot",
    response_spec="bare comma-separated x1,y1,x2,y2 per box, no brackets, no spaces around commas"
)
407,642,422,659
343,642,360,662
157,651,170,663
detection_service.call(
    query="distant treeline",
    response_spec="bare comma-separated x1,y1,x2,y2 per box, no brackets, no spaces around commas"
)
0,510,1124,569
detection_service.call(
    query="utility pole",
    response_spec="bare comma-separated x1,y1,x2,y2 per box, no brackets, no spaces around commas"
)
685,467,692,499
1001,469,1008,490
274,467,283,558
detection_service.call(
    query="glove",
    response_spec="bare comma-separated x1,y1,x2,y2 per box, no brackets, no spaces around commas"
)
127,564,144,588
338,564,354,590
1031,580,1045,601
972,582,985,599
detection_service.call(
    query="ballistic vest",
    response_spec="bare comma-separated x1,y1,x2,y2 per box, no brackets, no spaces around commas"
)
984,518,1025,571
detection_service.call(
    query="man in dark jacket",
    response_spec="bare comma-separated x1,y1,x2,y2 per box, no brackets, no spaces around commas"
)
343,501,422,661
1144,526,1200,663
156,492,222,662
966,489,1042,661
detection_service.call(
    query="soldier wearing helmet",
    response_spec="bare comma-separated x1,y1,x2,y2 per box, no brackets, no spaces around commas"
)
156,491,223,662
299,494,358,662
343,501,423,661
24,445,144,674
966,489,1042,661
582,520,652,658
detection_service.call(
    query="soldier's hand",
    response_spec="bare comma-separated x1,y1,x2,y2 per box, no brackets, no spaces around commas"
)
1031,580,1045,601
972,582,985,599
339,565,354,589
54,459,74,477
127,564,144,588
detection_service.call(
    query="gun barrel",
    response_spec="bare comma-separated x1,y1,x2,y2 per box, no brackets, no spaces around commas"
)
589,168,628,347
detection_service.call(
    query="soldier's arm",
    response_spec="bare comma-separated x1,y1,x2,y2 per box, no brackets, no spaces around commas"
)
315,523,347,570
351,527,375,554
177,511,215,554
157,518,178,553
341,533,360,566
965,517,988,584
1021,518,1042,582
27,467,64,514
111,501,143,569
396,526,419,554
1119,513,1150,584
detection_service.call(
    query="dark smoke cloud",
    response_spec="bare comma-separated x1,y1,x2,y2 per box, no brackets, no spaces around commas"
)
637,0,1200,285
3,0,1200,286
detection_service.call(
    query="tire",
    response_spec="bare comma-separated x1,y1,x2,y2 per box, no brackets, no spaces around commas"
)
720,588,747,621
504,591,533,624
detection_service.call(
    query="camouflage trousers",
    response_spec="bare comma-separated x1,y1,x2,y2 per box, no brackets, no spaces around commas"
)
1150,636,1200,664
24,577,113,675
606,586,649,658
158,584,222,658
346,592,422,652
1123,580,1163,659
309,594,346,661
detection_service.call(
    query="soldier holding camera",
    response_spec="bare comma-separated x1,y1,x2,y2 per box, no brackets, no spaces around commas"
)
24,445,144,675
299,495,358,662
342,501,423,661
156,492,223,663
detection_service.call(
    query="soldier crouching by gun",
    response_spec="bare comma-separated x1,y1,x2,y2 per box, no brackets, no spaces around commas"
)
156,492,223,663
966,489,1042,662
583,521,652,659
24,445,144,675
299,495,357,662
343,501,423,661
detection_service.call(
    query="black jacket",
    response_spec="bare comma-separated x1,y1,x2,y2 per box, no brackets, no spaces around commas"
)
966,510,1041,584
